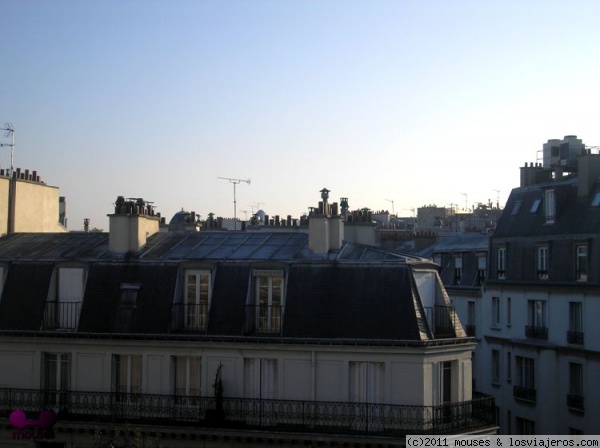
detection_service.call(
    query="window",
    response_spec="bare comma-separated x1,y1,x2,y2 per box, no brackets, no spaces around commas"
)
506,352,512,382
576,245,588,281
530,198,541,213
514,356,535,402
244,358,278,399
568,302,584,344
491,350,500,384
492,297,501,328
506,297,512,326
41,353,71,410
545,189,556,223
440,361,453,405
172,356,201,397
466,301,476,336
516,416,535,435
568,362,584,411
44,267,85,330
0,264,6,304
526,300,547,339
592,191,600,207
182,270,211,331
537,246,549,280
112,355,142,397
511,201,522,215
497,248,506,279
114,283,140,332
349,361,385,404
477,254,486,285
453,256,462,285
251,270,284,333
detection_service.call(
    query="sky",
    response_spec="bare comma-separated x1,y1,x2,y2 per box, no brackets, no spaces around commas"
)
2,0,600,231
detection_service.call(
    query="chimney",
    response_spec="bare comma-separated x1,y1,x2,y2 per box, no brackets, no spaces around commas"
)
309,188,344,254
108,196,160,253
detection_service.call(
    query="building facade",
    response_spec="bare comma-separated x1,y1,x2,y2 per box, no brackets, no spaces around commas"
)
0,168,67,234
479,147,600,434
0,192,496,447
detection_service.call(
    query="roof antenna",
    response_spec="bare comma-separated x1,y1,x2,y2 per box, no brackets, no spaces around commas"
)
0,123,15,177
218,177,251,230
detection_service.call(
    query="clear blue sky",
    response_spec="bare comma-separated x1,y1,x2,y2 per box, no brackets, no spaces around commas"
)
2,0,600,230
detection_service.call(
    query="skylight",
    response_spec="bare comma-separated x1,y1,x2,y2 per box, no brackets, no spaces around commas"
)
592,192,600,207
511,201,522,215
530,198,541,213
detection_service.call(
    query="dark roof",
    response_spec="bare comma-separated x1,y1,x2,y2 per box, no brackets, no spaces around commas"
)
0,231,454,343
494,178,600,238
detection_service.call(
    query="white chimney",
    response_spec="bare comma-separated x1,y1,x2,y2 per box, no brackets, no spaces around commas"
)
308,188,344,254
108,197,160,253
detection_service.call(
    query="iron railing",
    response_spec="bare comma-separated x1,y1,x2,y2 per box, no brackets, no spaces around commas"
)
513,385,536,403
525,325,548,340
567,394,584,412
567,331,584,345
245,305,282,334
171,303,209,332
424,306,457,338
0,388,496,436
42,302,81,331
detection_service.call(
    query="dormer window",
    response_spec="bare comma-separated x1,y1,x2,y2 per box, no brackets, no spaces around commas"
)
497,247,506,280
172,270,212,332
43,266,85,331
530,198,541,213
545,189,556,223
247,269,285,334
453,256,462,285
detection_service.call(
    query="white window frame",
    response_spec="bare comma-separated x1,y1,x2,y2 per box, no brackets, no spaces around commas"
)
253,270,284,333
183,270,212,330
497,247,506,279
46,266,85,330
537,246,549,280
528,300,546,328
112,354,142,396
172,356,201,397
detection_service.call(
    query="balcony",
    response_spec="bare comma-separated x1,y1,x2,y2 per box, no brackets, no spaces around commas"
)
525,325,548,340
245,305,282,334
567,331,584,345
567,394,584,412
42,302,81,331
0,388,496,437
171,303,209,332
513,385,536,403
465,325,476,337
424,306,458,338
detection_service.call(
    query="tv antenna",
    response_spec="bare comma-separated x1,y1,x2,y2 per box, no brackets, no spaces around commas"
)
493,189,500,209
0,123,15,177
385,199,395,215
460,193,468,211
218,177,251,230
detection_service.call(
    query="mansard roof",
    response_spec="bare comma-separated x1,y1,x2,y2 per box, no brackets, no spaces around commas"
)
0,231,459,344
494,177,600,239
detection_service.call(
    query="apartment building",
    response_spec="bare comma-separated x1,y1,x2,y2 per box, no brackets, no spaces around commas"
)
0,168,67,234
479,139,600,434
0,190,496,448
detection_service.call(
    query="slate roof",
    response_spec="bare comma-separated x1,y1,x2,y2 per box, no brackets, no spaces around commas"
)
0,231,458,344
494,177,600,238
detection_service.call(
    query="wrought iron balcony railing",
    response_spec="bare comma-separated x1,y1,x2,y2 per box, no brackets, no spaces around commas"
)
42,302,81,331
525,325,548,340
513,385,536,403
567,331,584,345
171,303,209,332
0,388,496,436
245,305,283,334
567,394,584,412
424,306,457,338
